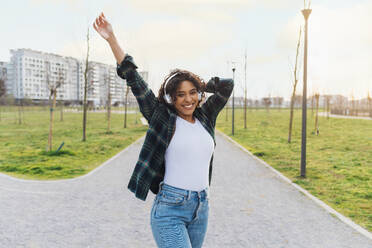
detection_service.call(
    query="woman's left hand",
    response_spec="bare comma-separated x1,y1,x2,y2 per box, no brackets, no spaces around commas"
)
93,12,114,41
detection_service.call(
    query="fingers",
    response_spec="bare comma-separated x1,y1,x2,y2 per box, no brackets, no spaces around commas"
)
99,15,104,24
95,17,100,26
100,12,108,23
92,22,98,31
94,12,108,28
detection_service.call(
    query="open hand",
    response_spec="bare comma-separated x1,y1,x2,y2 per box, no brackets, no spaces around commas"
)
93,12,114,41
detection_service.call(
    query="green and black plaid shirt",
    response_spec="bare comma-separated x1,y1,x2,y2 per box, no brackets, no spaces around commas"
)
117,54,234,201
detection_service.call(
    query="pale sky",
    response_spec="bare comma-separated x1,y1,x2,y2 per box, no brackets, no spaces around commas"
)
1,0,371,100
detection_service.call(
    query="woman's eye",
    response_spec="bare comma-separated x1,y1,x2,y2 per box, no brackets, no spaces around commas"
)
177,94,185,97
190,91,197,95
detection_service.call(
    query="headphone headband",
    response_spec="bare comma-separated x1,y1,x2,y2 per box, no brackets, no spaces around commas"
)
163,72,182,104
163,72,180,99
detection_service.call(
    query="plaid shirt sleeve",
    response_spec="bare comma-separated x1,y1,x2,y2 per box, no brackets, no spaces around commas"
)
201,77,234,125
116,54,158,122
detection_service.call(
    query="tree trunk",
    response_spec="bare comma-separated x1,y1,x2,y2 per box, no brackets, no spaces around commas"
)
368,93,372,118
107,91,111,132
314,94,319,135
311,95,314,115
326,97,330,119
48,90,57,151
82,90,87,141
82,27,90,142
244,50,247,129
225,103,228,122
124,86,129,128
288,27,302,143
135,105,138,124
244,91,247,129
60,101,64,122
288,85,297,143
18,101,22,125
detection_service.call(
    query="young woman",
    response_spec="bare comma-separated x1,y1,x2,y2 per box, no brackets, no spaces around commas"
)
93,12,233,248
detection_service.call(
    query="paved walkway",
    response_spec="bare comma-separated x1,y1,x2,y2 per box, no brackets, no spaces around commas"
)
0,133,371,248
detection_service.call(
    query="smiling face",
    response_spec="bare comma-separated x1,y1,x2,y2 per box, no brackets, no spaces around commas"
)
172,80,199,122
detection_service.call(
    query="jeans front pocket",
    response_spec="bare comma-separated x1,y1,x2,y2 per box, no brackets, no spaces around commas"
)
158,190,186,206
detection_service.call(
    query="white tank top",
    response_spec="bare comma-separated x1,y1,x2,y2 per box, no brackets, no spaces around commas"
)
163,116,215,191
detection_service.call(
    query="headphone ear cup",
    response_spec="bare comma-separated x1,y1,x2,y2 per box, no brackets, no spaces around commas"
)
198,92,202,101
164,94,172,104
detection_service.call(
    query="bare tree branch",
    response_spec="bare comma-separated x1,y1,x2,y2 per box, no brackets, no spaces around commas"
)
288,26,302,143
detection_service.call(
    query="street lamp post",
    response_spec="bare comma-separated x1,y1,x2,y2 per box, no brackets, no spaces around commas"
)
232,67,236,136
301,8,312,177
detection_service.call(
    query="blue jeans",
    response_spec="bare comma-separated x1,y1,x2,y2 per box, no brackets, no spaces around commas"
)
150,181,210,248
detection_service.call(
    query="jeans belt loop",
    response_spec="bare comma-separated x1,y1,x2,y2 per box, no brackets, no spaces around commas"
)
159,181,164,192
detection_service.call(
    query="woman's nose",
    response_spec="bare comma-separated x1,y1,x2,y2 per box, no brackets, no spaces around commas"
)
185,94,192,102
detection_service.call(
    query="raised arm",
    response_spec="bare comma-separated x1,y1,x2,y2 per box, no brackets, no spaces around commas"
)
93,12,157,122
201,77,234,126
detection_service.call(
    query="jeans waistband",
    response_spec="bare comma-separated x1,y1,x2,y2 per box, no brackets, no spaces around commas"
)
159,181,209,200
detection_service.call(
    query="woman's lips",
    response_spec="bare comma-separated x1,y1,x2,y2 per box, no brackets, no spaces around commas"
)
182,103,194,110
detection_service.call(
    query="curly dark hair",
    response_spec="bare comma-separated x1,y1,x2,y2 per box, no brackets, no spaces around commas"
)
158,69,206,107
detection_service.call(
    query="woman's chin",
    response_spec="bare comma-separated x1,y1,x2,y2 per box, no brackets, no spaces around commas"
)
177,108,195,118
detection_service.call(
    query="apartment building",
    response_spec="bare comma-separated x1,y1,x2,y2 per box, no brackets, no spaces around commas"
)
0,61,12,95
5,48,147,106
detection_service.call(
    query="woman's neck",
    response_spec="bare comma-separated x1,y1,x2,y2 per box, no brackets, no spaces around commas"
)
177,113,195,123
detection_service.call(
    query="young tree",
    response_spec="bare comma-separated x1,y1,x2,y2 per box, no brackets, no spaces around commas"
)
311,94,314,115
288,27,302,143
123,85,130,128
17,99,24,125
324,95,331,119
368,91,372,118
225,99,229,121
244,50,248,129
262,96,272,112
350,94,356,116
82,27,93,141
0,77,6,121
254,99,259,111
104,70,112,132
247,98,253,112
46,62,65,151
273,96,284,111
314,93,320,135
60,100,64,122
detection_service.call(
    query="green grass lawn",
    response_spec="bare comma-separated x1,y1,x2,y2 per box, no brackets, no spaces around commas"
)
0,106,146,180
216,108,372,232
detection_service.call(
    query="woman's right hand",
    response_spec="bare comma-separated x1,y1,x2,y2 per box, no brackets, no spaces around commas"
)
93,12,114,41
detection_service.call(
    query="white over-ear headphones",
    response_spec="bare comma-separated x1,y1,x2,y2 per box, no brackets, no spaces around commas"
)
163,72,202,105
